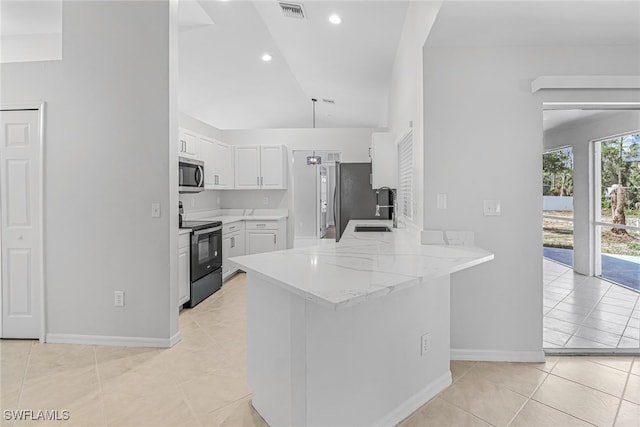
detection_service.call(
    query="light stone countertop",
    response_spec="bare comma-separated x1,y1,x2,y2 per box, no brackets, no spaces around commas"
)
183,209,288,225
230,219,494,310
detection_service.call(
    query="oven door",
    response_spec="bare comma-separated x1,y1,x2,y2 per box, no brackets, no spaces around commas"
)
191,226,222,282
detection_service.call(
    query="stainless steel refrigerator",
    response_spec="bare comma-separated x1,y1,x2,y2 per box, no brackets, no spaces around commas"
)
334,162,392,241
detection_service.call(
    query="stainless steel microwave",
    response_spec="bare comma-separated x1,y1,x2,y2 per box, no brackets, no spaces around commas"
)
179,157,204,193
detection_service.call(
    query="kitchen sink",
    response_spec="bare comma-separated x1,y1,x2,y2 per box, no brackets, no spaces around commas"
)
354,225,392,232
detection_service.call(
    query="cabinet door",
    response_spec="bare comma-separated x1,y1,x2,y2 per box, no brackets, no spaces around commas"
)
200,137,216,187
214,141,234,189
246,231,277,255
180,129,200,158
227,231,244,273
178,246,190,306
260,145,286,189
235,146,260,189
222,234,233,276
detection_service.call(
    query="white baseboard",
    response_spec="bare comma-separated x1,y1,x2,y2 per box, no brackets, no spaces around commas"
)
46,331,182,348
451,348,545,362
375,371,452,427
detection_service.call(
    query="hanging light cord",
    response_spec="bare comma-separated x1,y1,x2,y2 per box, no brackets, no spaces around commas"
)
311,98,317,128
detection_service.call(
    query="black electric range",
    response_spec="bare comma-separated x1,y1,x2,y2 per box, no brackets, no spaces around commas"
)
180,220,223,308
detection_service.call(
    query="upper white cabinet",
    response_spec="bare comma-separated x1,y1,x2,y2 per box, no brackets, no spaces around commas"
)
235,146,261,189
200,137,234,190
371,132,397,189
235,145,287,190
178,128,200,159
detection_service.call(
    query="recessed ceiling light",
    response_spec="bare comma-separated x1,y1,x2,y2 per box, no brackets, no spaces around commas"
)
261,53,272,62
328,14,341,25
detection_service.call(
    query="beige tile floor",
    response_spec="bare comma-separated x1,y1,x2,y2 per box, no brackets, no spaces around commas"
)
2,272,640,427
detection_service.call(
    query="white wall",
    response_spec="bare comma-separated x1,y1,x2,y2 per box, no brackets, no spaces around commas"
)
544,110,640,274
423,44,640,358
179,112,222,140
0,1,179,343
387,2,442,228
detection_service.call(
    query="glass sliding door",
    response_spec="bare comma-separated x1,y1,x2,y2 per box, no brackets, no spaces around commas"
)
594,133,640,292
593,132,640,350
543,147,575,267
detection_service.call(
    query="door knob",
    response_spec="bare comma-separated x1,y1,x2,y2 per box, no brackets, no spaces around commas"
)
16,235,23,240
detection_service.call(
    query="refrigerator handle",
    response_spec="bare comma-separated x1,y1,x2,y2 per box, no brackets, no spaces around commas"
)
333,187,337,229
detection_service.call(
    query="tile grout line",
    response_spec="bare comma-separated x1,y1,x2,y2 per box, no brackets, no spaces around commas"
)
543,369,628,401
617,295,640,347
92,345,108,427
505,370,550,426
10,340,34,427
560,280,615,349
612,358,635,426
430,362,501,426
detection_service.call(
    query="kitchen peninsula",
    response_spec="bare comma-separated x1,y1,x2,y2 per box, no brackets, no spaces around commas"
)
231,220,494,427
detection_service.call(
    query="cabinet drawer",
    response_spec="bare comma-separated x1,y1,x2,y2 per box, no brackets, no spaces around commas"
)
245,221,278,230
223,221,243,235
178,233,190,249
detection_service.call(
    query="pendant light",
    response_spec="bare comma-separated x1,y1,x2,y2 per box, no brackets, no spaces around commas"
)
307,98,322,165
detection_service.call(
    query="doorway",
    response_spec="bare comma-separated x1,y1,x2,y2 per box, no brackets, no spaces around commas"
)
0,106,45,340
542,106,640,353
292,150,339,247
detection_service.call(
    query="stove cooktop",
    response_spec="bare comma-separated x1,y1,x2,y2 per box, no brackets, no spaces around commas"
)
180,220,222,232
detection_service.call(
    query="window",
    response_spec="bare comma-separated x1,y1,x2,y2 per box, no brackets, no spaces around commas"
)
397,130,413,220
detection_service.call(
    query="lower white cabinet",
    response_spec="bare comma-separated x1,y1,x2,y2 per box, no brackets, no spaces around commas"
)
178,233,190,307
222,221,245,280
245,220,286,255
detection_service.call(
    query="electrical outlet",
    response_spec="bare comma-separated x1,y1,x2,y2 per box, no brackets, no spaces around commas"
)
263,197,269,205
421,333,430,356
114,291,124,307
216,196,221,205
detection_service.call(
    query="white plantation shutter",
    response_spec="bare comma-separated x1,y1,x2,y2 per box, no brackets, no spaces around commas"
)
397,130,413,220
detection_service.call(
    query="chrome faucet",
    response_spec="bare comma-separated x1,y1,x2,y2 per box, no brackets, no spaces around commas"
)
375,187,397,228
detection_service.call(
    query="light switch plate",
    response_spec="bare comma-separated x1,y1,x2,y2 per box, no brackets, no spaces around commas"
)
483,200,501,216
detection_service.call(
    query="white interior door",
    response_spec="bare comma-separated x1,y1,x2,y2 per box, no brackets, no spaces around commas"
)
1,109,42,339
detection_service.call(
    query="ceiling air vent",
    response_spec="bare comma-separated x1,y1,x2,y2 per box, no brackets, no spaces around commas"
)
279,2,306,19
322,98,335,104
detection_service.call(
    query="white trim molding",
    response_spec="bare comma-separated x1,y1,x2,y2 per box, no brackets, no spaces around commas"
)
451,348,546,362
532,75,640,93
46,332,182,348
375,371,451,427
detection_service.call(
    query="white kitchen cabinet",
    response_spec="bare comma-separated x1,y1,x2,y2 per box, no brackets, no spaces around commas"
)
178,233,191,307
260,145,287,189
245,219,286,255
201,137,234,190
178,128,200,159
371,132,397,189
234,145,287,190
222,221,244,280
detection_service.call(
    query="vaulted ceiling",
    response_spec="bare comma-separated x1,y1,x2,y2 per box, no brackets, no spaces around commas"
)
178,1,408,130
